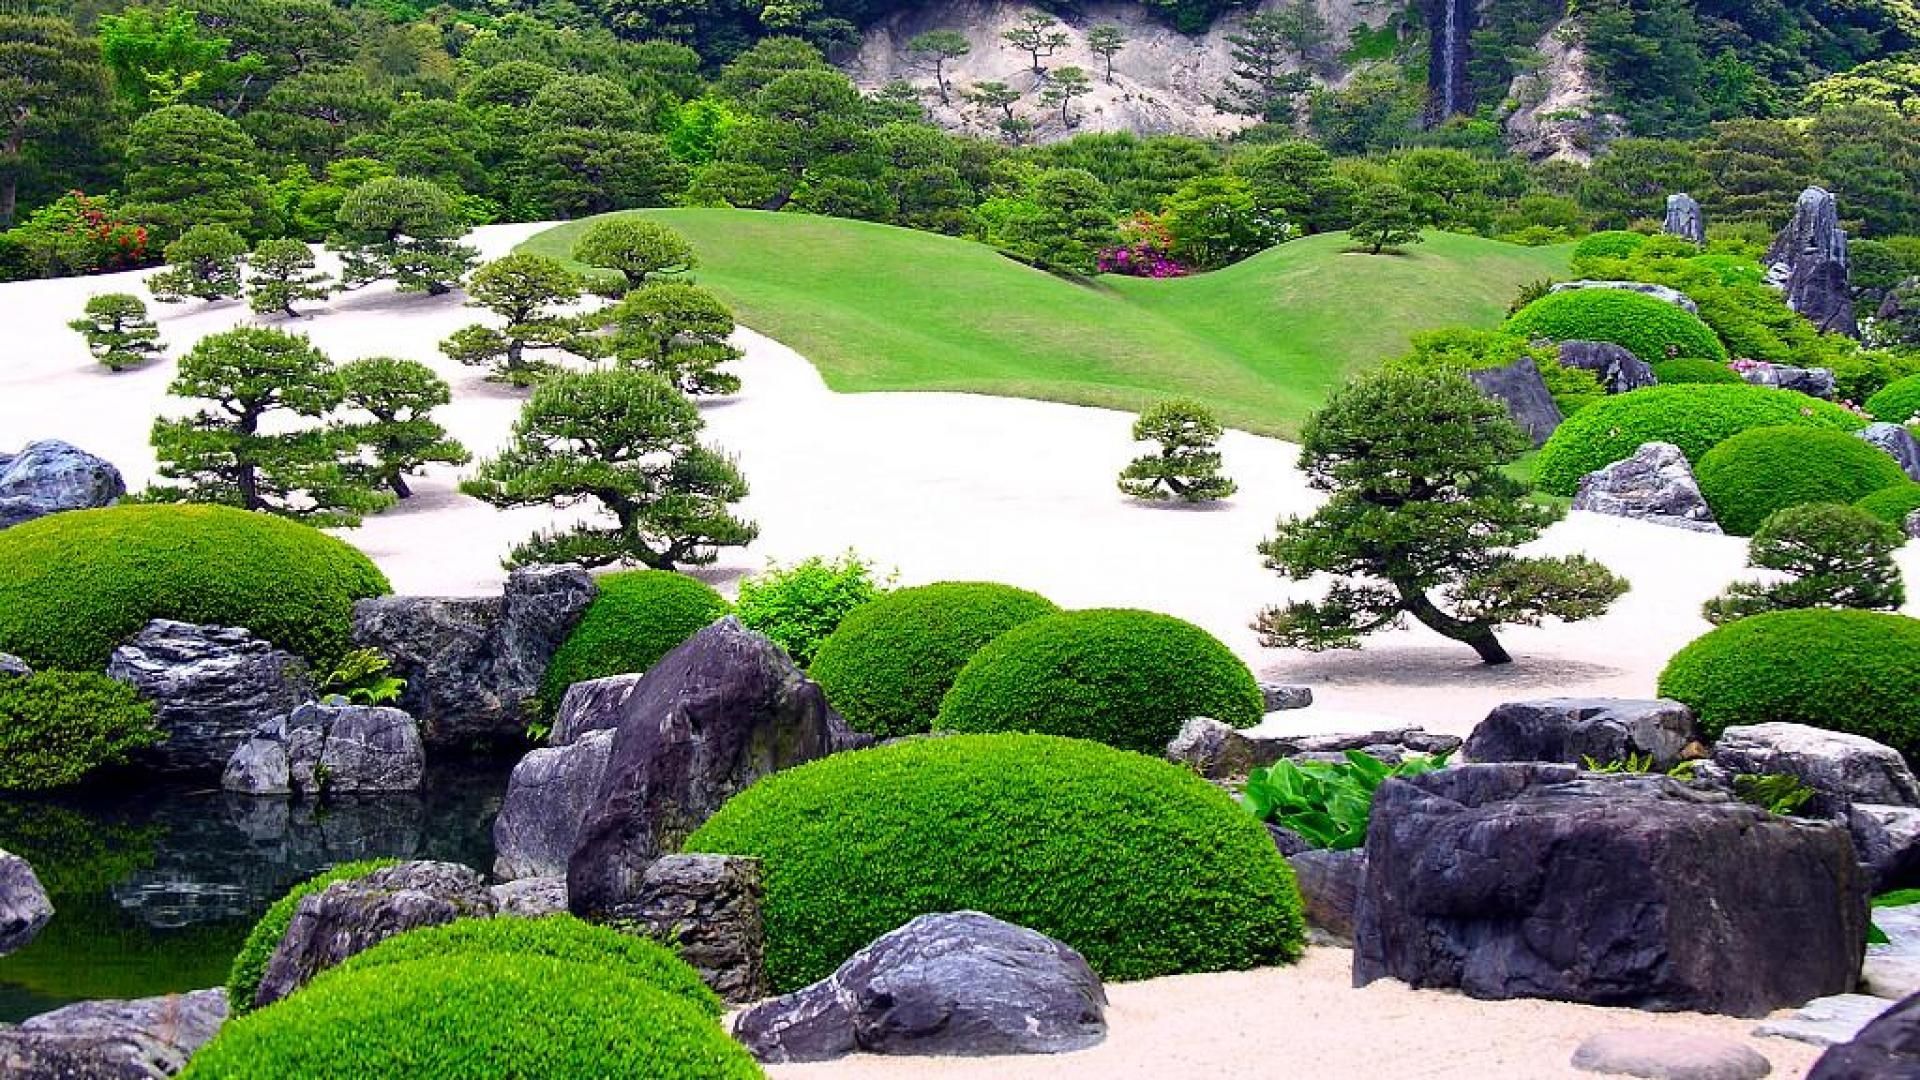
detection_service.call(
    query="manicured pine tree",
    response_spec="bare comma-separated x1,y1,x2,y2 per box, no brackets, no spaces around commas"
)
441,252,586,385
69,293,163,371
246,238,331,318
569,218,697,294
148,223,248,303
1348,184,1424,255
330,176,477,296
1704,503,1905,624
337,357,470,498
601,281,744,396
1118,398,1237,503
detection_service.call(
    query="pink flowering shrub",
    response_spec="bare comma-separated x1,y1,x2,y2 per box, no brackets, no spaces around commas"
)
1097,213,1188,279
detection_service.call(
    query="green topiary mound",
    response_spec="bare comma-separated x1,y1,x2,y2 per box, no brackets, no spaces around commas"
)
540,570,729,704
329,916,722,1018
181,955,762,1080
1866,374,1920,424
1571,230,1649,262
1650,358,1742,385
1658,609,1920,756
1858,483,1920,529
1695,426,1909,536
0,504,390,671
227,860,397,1014
936,608,1263,754
1532,385,1866,496
685,732,1305,991
0,671,162,791
806,582,1059,738
1505,288,1728,366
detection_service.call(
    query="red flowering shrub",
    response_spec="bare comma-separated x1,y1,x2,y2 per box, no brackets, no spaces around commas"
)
2,192,152,280
1097,212,1188,279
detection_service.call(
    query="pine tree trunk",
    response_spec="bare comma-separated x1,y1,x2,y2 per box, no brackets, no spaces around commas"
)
1399,585,1513,666
387,472,412,499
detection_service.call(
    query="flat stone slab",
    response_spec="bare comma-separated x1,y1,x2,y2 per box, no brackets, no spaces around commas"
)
1754,994,1894,1047
1572,1029,1772,1080
1863,904,1920,1000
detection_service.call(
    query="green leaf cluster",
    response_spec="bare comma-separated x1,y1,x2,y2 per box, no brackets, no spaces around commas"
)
1244,750,1451,850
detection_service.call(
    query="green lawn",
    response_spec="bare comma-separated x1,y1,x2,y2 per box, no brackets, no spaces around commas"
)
521,209,1570,438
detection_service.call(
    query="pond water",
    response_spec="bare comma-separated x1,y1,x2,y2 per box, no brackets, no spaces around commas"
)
0,761,513,1023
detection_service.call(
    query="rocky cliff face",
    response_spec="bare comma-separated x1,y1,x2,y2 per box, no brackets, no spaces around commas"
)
1499,18,1625,163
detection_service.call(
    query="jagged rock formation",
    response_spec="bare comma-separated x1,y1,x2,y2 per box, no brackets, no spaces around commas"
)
1572,442,1722,533
1499,18,1626,163
1467,357,1562,447
1663,193,1707,245
107,621,313,775
0,440,125,529
1427,0,1475,122
1767,186,1858,338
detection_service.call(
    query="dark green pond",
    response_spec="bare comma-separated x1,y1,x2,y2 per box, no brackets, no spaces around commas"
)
0,761,513,1023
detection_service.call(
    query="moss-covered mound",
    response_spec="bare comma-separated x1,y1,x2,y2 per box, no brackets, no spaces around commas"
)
1532,385,1866,496
1570,230,1650,262
936,608,1263,754
1650,358,1742,385
540,570,728,704
1658,609,1920,756
182,955,762,1080
1505,288,1728,366
807,582,1059,738
227,860,396,1014
1858,483,1920,529
0,671,161,791
1866,374,1920,424
685,733,1305,991
1695,426,1908,536
0,504,389,671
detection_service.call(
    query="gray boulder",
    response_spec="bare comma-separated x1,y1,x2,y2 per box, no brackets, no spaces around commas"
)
1165,717,1459,781
0,654,27,678
551,672,643,745
1353,764,1868,1016
252,860,496,1008
1551,280,1700,314
222,700,424,797
1767,186,1858,338
1464,698,1701,772
493,728,616,880
1289,848,1364,946
351,564,594,746
1467,357,1563,447
1910,509,1920,541
1571,1029,1770,1080
0,848,52,956
1862,423,1920,482
1850,804,1920,893
1712,723,1920,810
490,876,568,918
1758,993,1894,1048
1663,193,1707,246
1740,361,1837,399
1559,340,1657,393
0,440,125,530
0,989,226,1079
1808,991,1920,1078
610,853,769,1004
566,618,862,919
1260,681,1312,711
1573,442,1722,533
734,912,1107,1064
107,620,312,775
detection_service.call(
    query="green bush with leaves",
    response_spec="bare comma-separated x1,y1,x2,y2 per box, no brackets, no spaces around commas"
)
0,671,163,791
1867,374,1920,424
541,570,728,704
318,648,406,706
570,217,697,292
937,609,1263,755
1649,358,1742,384
1505,288,1728,366
1243,750,1451,850
1118,398,1237,502
0,504,390,671
1532,385,1867,496
227,860,398,1014
148,223,248,303
1705,503,1905,623
1570,230,1649,262
807,582,1059,738
685,733,1305,991
1858,483,1920,529
1695,426,1909,536
733,553,887,668
1658,609,1920,755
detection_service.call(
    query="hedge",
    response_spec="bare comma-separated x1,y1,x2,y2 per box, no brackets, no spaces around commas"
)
0,671,162,791
1858,483,1920,529
0,504,389,671
540,570,728,704
1505,288,1728,366
227,860,397,1013
807,582,1059,738
1658,609,1920,756
685,733,1305,991
937,608,1263,754
1650,358,1742,385
1532,385,1867,496
1695,426,1908,536
1570,230,1650,262
1867,374,1920,425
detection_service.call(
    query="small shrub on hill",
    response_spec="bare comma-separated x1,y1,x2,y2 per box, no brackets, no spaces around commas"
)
1867,374,1920,424
734,553,888,668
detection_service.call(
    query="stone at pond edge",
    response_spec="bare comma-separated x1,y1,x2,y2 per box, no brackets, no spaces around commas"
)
734,912,1107,1063
1467,357,1563,447
1463,697,1700,772
1756,993,1894,1048
604,853,768,1004
0,439,126,530
222,700,425,797
0,988,225,1080
1560,340,1657,394
551,672,643,745
1573,442,1722,533
1808,991,1920,1077
0,847,53,956
1289,848,1364,947
1571,1029,1770,1080
1713,723,1920,811
494,728,616,881
1861,423,1920,482
108,620,312,775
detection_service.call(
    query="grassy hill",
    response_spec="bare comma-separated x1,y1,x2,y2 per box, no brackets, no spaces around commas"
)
522,209,1570,438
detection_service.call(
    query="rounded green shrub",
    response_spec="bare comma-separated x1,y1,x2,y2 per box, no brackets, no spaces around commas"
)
1867,375,1920,424
1858,483,1920,529
685,733,1305,991
1571,230,1649,262
330,916,721,1018
182,956,762,1080
1658,609,1920,755
0,671,162,791
733,552,886,668
1650,358,1742,385
806,582,1059,738
227,860,397,1013
937,608,1263,754
1532,385,1867,496
1695,426,1908,536
540,570,728,704
1505,288,1728,366
0,505,389,672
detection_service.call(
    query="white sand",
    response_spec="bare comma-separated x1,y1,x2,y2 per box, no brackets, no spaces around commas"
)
2,222,1889,1077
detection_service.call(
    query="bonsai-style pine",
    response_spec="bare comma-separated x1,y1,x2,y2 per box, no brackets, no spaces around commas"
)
443,252,585,385
907,30,969,104
601,281,743,396
1002,13,1068,75
1118,398,1237,502
1704,503,1905,624
336,357,470,498
331,176,477,296
462,369,757,570
1040,66,1093,127
1347,183,1423,255
570,217,697,293
1087,25,1127,83
69,293,162,371
148,223,247,302
245,238,330,318
1256,369,1627,665
148,327,393,525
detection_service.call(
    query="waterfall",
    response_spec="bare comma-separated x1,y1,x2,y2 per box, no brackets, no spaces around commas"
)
1427,0,1474,123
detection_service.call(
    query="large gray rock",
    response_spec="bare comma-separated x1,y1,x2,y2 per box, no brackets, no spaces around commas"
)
1289,848,1364,946
1663,193,1707,246
252,860,496,1008
1464,698,1701,772
0,848,52,956
1808,991,1920,1077
0,989,226,1079
1551,280,1700,314
108,620,312,775
1740,361,1837,399
1853,804,1920,893
1862,423,1920,482
351,565,594,746
0,654,28,679
493,728,616,880
1165,716,1459,781
1467,357,1563,447
1571,1029,1770,1080
222,700,424,797
0,440,126,530
1354,764,1868,1016
551,672,643,746
1559,340,1657,393
566,618,862,918
1865,904,1920,1002
1259,681,1312,711
609,853,769,1003
734,912,1107,1063
1767,186,1858,338
490,876,568,918
1713,723,1920,810
1573,442,1722,533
